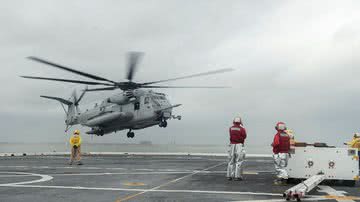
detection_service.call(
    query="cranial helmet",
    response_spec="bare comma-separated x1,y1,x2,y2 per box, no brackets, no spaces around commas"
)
275,122,287,131
233,117,242,125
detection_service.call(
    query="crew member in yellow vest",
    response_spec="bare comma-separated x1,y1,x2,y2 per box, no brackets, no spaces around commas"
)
69,130,83,165
345,133,360,170
286,129,296,155
285,129,296,146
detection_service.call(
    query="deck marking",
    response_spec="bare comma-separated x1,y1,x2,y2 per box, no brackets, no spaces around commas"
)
0,172,53,186
228,197,328,202
324,195,360,201
0,165,267,175
48,171,258,176
51,171,196,176
115,162,226,202
318,185,358,202
123,182,146,186
0,182,299,197
0,175,35,177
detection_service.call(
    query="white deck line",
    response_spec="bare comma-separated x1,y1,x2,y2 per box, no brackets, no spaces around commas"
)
0,184,284,197
0,152,272,158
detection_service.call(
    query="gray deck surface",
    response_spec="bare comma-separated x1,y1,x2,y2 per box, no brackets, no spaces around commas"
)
0,155,358,202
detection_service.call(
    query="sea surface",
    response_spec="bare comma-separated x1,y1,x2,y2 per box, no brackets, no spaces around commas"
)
0,143,270,154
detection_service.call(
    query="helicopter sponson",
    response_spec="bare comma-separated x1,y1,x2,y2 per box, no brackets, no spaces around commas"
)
84,111,134,127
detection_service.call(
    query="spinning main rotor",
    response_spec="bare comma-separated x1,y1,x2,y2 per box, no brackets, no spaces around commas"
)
22,52,233,91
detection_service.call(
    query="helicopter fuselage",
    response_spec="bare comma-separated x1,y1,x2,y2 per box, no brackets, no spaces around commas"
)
73,90,178,136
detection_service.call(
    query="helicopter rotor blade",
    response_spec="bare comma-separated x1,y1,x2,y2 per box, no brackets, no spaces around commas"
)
141,68,234,85
40,95,73,105
140,85,230,89
28,56,117,84
86,87,118,92
20,76,114,86
126,52,143,81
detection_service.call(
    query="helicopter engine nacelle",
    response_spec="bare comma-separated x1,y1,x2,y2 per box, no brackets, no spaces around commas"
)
132,89,145,97
107,90,145,104
107,94,130,105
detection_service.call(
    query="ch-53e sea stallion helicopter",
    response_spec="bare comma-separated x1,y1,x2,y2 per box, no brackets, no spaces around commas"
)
22,52,233,138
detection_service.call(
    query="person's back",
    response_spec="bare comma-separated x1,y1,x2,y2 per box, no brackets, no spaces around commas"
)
272,122,290,185
229,122,247,144
227,117,247,181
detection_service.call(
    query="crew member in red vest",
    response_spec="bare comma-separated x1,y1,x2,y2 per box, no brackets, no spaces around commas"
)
271,122,290,185
227,117,247,181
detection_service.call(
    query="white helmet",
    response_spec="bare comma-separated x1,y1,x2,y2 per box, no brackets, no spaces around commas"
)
233,117,242,124
275,122,287,131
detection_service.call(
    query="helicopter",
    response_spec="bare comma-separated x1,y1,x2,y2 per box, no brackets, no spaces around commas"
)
22,52,233,138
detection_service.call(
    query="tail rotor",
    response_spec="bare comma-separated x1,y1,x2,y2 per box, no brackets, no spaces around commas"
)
71,86,87,113
40,87,87,132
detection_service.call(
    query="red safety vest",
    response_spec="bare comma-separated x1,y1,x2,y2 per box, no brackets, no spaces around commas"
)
229,124,247,144
272,132,290,154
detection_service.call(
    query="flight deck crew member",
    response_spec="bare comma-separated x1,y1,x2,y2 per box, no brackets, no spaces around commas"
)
345,133,360,170
272,122,290,185
227,117,247,181
69,130,83,165
286,129,296,147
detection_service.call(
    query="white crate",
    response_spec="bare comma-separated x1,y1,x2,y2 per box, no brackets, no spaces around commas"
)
286,146,359,181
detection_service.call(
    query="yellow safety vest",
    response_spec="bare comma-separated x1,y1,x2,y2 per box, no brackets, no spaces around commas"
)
348,137,360,149
70,136,82,147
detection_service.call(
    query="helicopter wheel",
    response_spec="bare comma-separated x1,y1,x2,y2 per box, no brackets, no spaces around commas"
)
159,121,168,128
127,131,135,138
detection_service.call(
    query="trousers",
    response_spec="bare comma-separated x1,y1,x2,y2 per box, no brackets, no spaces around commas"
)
273,153,289,179
227,144,246,178
70,146,81,163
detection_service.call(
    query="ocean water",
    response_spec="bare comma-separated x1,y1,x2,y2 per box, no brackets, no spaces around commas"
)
0,143,270,154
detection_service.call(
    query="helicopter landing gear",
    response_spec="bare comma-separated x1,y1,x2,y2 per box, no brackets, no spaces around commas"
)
94,129,104,136
159,120,168,128
127,130,135,138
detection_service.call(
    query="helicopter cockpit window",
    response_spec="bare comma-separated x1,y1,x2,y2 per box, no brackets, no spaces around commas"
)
144,97,150,104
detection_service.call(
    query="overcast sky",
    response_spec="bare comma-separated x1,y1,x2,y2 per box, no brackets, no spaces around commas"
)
1,0,360,147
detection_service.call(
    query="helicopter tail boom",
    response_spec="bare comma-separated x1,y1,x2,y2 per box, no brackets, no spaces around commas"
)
40,94,80,128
